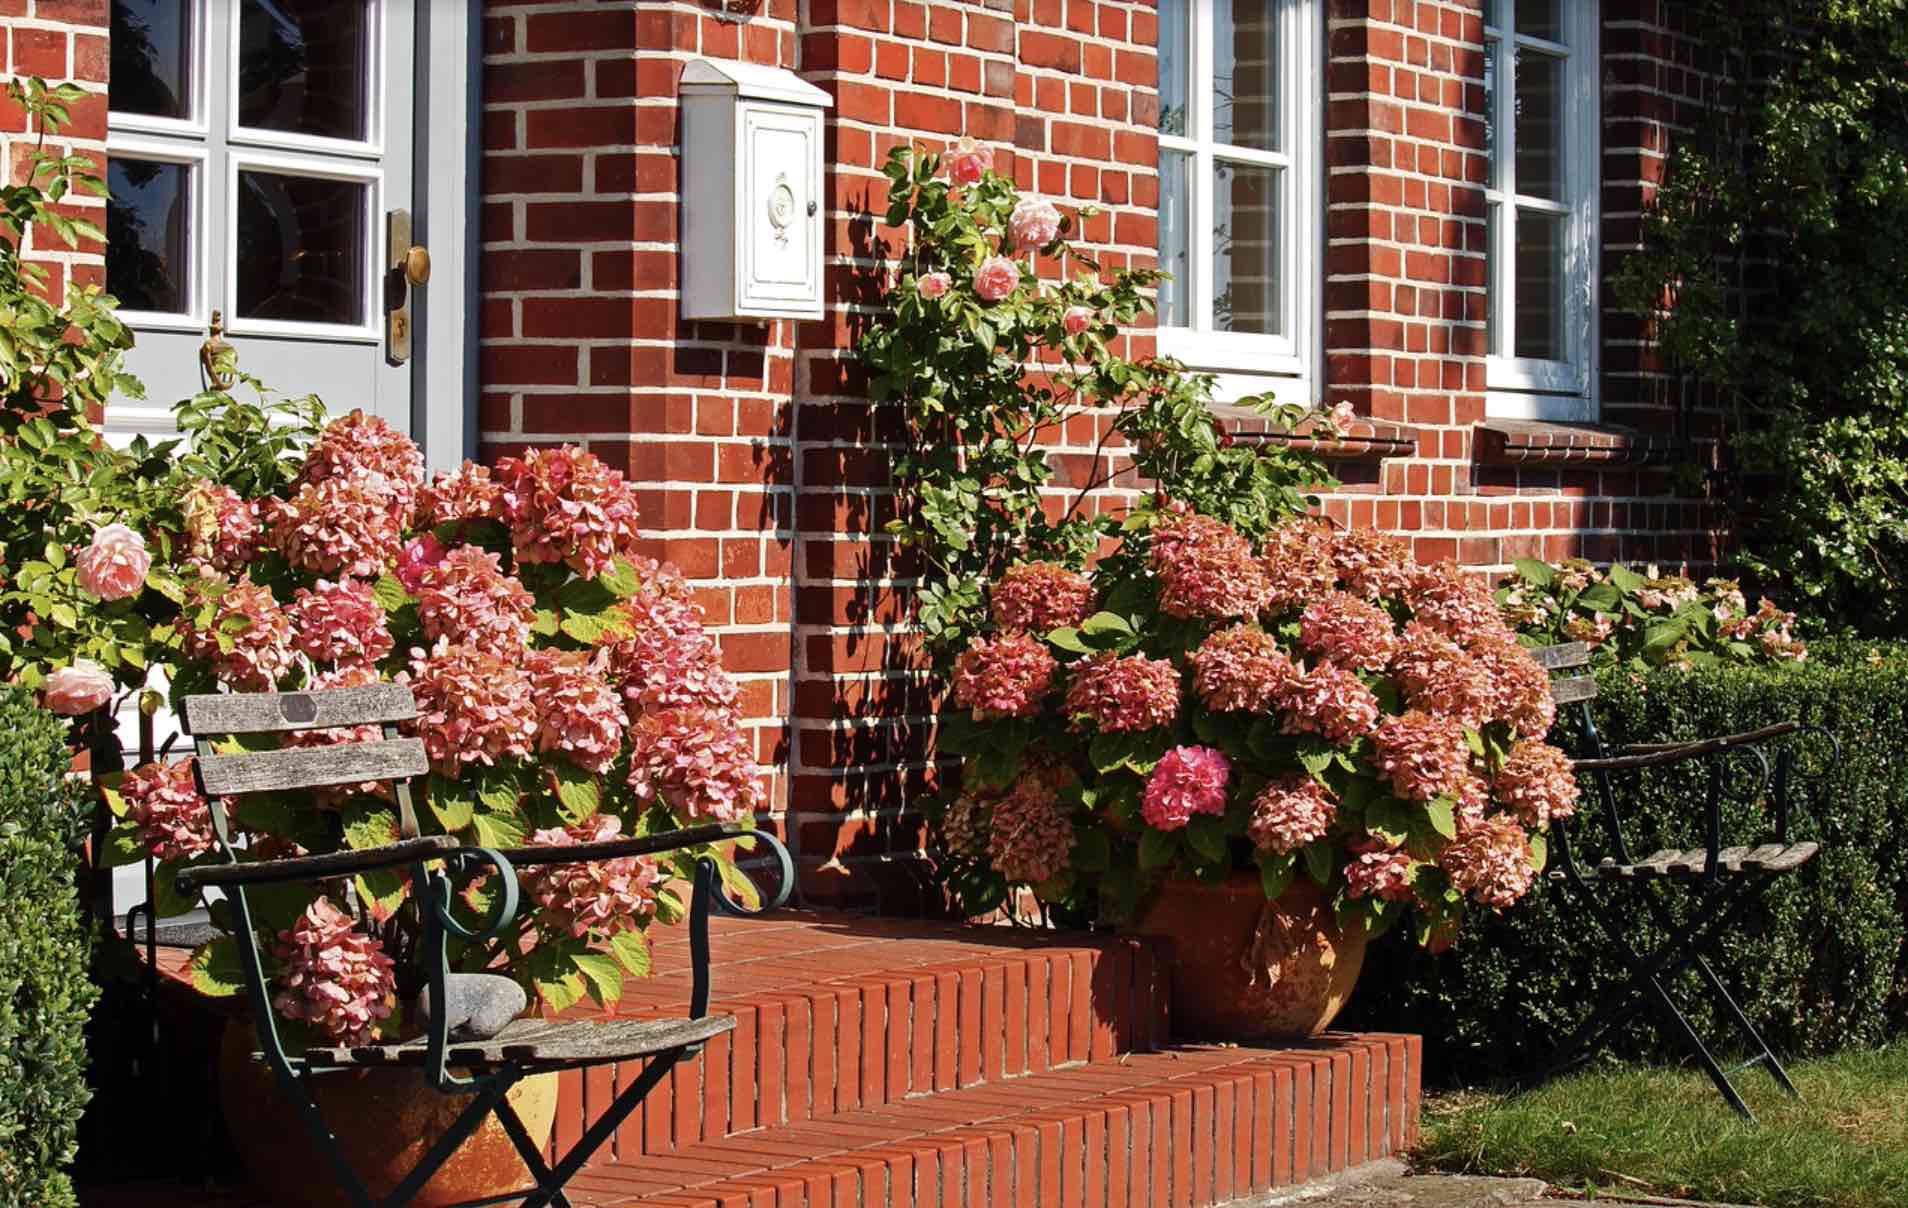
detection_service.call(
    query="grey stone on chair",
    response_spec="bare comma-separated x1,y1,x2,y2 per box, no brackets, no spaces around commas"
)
416,973,527,1042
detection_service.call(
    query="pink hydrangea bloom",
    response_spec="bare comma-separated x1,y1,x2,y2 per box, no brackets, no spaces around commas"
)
1454,772,1492,829
522,815,661,939
943,136,993,184
1331,528,1414,600
1064,651,1181,732
180,480,259,577
272,896,397,1046
1440,816,1536,908
1493,740,1580,827
986,768,1075,885
120,758,222,863
600,601,740,721
1467,633,1557,737
492,446,643,579
626,705,762,823
1279,660,1382,745
41,660,114,715
404,640,538,774
417,461,503,530
296,409,424,519
76,523,151,601
415,545,535,657
1260,517,1339,614
1299,590,1400,671
524,648,626,774
1731,598,1807,661
918,271,952,299
1407,562,1515,642
1371,710,1473,803
1009,197,1062,248
991,561,1095,633
1150,512,1272,620
1247,774,1337,855
288,579,394,668
1063,306,1092,335
952,632,1058,721
182,579,297,691
266,471,407,579
393,533,449,594
974,255,1021,302
1344,845,1415,903
1140,745,1231,831
1190,624,1300,713
1390,622,1495,729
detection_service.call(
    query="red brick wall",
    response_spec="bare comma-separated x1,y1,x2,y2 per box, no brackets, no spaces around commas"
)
0,0,108,304
475,0,1731,905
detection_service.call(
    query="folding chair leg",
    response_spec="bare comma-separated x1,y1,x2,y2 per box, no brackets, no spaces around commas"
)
1633,965,1757,1123
492,1095,575,1208
379,1074,521,1208
519,1046,692,1208
1690,955,1800,1098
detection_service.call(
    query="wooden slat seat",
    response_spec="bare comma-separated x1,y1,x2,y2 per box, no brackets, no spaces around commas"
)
1590,841,1819,881
299,1013,737,1072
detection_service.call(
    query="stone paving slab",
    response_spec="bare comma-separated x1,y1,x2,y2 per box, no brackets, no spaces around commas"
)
1238,1159,1551,1207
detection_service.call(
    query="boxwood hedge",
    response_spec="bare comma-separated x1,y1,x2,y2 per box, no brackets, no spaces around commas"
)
1345,641,1908,1086
0,689,94,1208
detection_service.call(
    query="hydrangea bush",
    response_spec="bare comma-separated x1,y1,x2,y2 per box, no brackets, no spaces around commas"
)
1497,557,1806,669
85,411,762,1043
937,506,1580,949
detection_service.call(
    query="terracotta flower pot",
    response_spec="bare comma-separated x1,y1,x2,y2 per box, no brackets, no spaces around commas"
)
1136,871,1367,1041
218,1021,559,1208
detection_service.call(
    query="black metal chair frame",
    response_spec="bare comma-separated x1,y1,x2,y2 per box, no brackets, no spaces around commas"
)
1535,642,1830,1121
175,684,793,1208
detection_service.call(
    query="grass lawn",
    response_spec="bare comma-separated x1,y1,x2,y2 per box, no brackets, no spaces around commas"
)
1414,1043,1908,1208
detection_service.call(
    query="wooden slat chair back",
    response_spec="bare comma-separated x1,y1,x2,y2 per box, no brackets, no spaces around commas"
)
1533,642,1826,1121
176,685,792,1208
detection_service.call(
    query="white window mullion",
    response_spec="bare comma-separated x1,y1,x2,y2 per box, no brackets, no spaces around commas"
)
1190,2,1216,334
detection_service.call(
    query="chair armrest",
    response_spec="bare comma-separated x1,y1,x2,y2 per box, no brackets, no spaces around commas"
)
496,823,794,915
1570,721,1803,773
177,834,459,892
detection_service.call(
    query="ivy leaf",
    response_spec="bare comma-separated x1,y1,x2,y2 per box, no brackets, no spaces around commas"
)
187,936,246,997
1138,827,1179,870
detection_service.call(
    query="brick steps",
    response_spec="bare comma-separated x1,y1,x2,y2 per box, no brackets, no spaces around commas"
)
555,1036,1420,1208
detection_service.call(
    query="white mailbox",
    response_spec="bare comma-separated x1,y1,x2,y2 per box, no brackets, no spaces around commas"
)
679,60,832,322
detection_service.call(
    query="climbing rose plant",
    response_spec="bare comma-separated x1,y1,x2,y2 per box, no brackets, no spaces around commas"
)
1497,557,1807,669
94,411,763,1041
937,508,1578,948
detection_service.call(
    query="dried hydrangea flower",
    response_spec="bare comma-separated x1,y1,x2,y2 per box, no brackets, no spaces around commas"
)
1370,710,1472,803
1151,512,1272,620
1467,633,1557,738
1279,660,1382,745
180,479,260,578
1247,774,1337,855
1299,590,1400,671
120,758,224,863
1390,622,1495,729
941,793,990,860
626,705,762,823
951,632,1058,721
403,639,538,774
1344,844,1416,903
1259,517,1339,615
417,460,503,529
1331,528,1414,600
1407,562,1515,642
1440,816,1536,908
181,578,298,691
987,769,1075,885
525,648,626,774
493,446,643,580
266,471,407,579
296,409,424,519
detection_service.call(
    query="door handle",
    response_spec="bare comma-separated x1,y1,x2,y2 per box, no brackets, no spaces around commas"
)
385,209,425,366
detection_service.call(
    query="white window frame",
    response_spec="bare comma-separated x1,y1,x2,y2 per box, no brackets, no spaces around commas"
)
106,0,209,140
1483,2,1600,421
225,0,386,161
1155,0,1321,407
103,134,209,333
223,149,383,342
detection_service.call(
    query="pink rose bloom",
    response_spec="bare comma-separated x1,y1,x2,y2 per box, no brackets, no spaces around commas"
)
42,660,114,715
973,255,1021,303
394,534,449,594
1140,745,1231,831
944,136,993,184
1063,306,1092,336
918,271,952,299
1009,197,1062,248
76,523,151,601
1327,401,1356,436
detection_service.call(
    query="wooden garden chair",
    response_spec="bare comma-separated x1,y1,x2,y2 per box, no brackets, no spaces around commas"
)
1533,642,1829,1121
174,684,792,1208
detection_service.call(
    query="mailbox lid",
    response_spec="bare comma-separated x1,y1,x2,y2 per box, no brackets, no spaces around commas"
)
680,59,833,108
737,103,824,316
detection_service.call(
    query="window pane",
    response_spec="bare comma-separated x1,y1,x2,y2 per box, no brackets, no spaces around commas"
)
107,159,190,313
1514,208,1564,361
238,0,370,142
1483,37,1498,184
1213,160,1281,336
1516,0,1563,41
235,171,367,325
110,0,192,120
1157,151,1190,326
1513,47,1563,201
1214,0,1279,152
1157,0,1189,137
1486,202,1500,356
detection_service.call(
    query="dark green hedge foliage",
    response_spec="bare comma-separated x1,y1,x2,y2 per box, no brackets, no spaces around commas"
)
1345,643,1908,1086
0,689,94,1208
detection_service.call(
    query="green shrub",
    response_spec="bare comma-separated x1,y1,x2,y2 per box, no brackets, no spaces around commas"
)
1345,644,1908,1085
0,688,94,1208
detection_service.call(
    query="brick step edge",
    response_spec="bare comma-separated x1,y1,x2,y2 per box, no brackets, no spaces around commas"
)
554,1034,1422,1208
559,934,1172,1161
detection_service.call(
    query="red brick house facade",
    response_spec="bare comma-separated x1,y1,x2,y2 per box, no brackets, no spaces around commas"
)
15,0,1718,907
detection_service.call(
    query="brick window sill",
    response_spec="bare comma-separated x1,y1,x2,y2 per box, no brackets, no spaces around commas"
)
1211,403,1416,462
1473,419,1682,466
